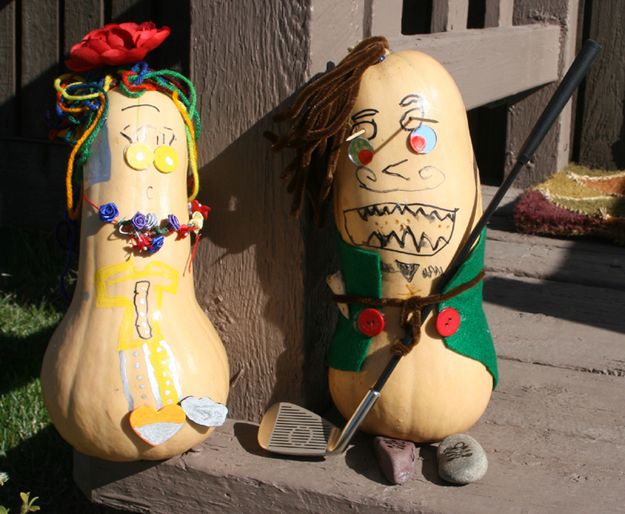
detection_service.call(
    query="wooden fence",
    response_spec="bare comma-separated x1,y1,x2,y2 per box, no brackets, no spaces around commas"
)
0,0,592,421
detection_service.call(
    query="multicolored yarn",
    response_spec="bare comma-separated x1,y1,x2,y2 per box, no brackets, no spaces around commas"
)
51,62,202,220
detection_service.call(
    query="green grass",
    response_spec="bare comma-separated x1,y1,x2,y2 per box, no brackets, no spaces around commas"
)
0,228,97,513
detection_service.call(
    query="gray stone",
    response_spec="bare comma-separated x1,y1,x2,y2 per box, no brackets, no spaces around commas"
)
373,436,417,485
437,434,488,485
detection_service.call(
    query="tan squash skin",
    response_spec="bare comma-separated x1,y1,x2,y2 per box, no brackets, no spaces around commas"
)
329,51,492,443
41,90,229,461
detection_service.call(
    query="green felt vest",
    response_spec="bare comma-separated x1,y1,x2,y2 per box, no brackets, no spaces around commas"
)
328,230,498,388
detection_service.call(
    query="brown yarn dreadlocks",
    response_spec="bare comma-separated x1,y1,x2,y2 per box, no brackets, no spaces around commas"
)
267,36,389,223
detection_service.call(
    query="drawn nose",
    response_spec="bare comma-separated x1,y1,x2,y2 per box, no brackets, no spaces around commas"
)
356,163,445,193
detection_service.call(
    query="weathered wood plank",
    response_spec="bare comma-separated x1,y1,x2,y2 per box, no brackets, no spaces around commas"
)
485,272,625,374
190,1,311,422
75,359,625,513
63,0,103,54
578,0,625,169
310,0,364,74
20,0,59,139
431,0,469,32
484,0,513,27
369,0,403,39
389,24,560,110
485,228,625,290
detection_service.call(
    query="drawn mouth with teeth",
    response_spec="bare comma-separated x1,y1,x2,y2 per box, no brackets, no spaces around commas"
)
343,202,457,256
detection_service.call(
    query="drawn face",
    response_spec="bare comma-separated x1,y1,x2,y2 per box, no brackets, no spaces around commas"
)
333,51,480,287
85,90,189,209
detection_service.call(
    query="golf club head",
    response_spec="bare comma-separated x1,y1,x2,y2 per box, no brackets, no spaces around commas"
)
257,402,338,456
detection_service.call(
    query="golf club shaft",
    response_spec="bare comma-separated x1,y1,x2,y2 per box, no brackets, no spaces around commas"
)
329,389,380,453
371,39,601,393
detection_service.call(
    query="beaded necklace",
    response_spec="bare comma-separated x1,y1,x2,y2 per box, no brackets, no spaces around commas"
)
83,195,210,255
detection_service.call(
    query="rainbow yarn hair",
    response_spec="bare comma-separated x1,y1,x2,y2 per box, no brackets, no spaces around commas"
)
52,62,201,220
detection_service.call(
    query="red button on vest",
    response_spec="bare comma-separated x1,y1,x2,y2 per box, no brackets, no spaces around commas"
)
357,308,385,337
436,307,461,337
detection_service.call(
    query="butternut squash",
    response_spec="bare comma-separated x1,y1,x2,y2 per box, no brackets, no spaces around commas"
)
41,89,229,461
329,50,494,442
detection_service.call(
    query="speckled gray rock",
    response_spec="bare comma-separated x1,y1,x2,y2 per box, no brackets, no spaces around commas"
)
437,434,488,485
373,436,417,485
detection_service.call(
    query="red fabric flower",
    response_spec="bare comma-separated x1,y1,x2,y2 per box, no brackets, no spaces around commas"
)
176,225,193,240
131,233,153,252
65,22,170,72
191,199,211,220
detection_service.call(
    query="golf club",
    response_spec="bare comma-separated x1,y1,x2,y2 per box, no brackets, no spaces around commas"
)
258,39,602,457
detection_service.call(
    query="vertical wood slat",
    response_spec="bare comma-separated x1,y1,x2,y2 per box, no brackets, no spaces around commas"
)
485,0,513,27
0,1,17,137
369,0,404,38
19,0,59,138
106,0,151,23
431,0,469,32
154,0,190,73
63,0,103,54
578,0,625,169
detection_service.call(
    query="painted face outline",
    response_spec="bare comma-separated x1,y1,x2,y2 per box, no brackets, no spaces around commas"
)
341,92,458,261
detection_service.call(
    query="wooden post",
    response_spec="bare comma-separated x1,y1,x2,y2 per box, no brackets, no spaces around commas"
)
190,0,337,422
506,0,581,187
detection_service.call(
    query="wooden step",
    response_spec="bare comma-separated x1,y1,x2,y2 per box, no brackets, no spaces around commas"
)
74,187,625,513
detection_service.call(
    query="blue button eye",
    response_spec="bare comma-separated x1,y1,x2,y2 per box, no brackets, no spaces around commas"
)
409,125,437,154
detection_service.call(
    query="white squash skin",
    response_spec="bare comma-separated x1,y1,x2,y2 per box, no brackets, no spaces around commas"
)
329,51,492,443
41,90,229,461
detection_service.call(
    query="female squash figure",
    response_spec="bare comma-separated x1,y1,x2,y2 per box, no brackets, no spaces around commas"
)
269,37,496,484
42,23,229,461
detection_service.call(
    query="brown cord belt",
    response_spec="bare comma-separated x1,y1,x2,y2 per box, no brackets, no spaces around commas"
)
332,270,485,357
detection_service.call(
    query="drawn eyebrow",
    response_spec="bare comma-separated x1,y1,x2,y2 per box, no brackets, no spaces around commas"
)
408,115,439,124
352,108,379,121
121,103,161,112
399,94,423,106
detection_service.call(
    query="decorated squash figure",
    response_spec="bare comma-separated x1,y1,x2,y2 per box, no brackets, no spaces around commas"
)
268,37,496,484
42,22,229,461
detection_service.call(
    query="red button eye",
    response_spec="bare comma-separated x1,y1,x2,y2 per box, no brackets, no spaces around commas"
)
436,307,461,337
358,149,374,165
410,134,426,153
357,308,385,337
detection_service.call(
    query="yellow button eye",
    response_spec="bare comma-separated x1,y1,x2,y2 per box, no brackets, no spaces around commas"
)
154,145,179,174
125,143,153,170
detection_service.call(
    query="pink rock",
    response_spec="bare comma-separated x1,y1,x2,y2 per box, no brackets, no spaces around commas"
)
373,436,417,485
